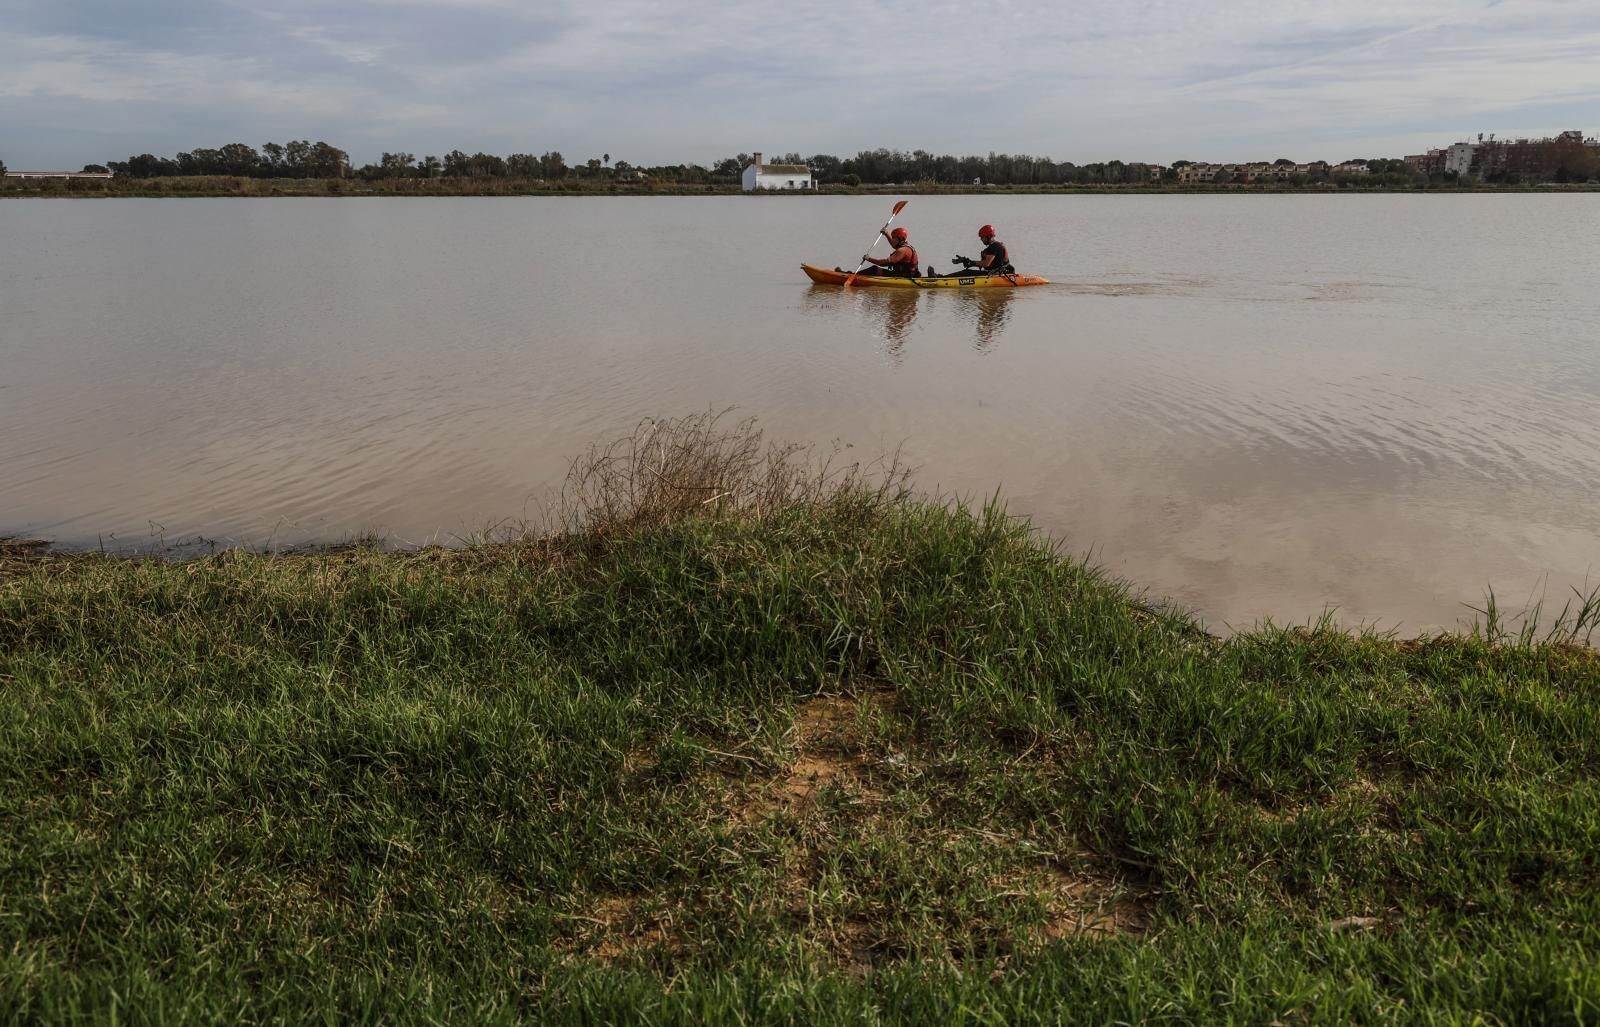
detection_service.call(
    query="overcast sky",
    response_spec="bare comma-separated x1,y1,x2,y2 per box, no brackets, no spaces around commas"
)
2,0,1597,169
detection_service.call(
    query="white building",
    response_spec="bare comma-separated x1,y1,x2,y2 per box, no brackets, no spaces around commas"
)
1444,143,1478,177
741,152,812,191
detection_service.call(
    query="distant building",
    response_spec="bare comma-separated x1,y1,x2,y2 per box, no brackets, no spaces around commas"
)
1405,150,1446,175
1405,131,1594,180
1248,161,1328,181
741,152,812,191
1175,163,1221,183
4,170,114,179
1173,161,1327,183
1444,142,1478,177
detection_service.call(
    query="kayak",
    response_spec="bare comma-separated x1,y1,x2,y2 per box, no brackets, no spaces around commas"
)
802,264,1049,289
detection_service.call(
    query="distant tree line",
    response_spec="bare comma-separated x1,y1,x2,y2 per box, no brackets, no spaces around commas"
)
88,141,1600,186
709,150,1165,187
108,142,355,179
88,143,1242,187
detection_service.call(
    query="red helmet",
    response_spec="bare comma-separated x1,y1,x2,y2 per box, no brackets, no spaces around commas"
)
889,226,909,243
978,224,996,239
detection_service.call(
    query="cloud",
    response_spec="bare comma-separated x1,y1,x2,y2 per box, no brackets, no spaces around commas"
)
0,0,1595,167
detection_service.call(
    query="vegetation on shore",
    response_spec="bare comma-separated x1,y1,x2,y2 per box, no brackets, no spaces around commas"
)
3,414,1599,1025
7,136,1596,198
6,174,1597,199
50,139,1600,187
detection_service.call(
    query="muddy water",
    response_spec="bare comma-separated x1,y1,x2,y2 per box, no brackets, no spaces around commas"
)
4,194,1598,632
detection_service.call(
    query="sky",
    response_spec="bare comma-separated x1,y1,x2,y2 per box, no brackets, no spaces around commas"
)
2,0,1597,169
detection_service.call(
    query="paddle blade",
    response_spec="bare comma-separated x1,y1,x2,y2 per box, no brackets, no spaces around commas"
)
891,200,909,216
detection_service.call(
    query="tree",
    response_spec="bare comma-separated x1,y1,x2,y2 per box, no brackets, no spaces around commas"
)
807,154,842,182
283,140,312,173
0,157,7,176
380,152,416,177
218,143,261,175
107,153,177,178
420,155,442,178
81,164,109,174
538,152,566,178
176,149,223,175
466,152,506,176
307,142,350,178
1273,157,1295,166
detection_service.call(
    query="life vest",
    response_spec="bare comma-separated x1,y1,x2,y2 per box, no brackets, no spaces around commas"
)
981,240,1012,273
889,245,920,277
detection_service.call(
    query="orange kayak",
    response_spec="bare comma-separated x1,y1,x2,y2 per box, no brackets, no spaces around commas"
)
802,264,1049,288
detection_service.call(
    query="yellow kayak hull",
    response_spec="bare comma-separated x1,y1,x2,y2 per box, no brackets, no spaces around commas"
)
802,264,1049,288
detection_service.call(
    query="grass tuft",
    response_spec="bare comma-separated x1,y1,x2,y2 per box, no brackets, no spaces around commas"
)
557,409,912,535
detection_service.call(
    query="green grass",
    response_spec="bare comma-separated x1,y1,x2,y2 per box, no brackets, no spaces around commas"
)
3,420,1599,1024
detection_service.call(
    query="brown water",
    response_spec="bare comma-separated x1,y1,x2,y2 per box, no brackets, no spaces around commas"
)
4,194,1599,631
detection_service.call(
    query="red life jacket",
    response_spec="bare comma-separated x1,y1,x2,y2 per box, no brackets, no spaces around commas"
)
889,244,920,277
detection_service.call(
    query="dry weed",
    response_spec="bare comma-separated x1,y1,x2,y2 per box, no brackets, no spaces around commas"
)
558,410,912,535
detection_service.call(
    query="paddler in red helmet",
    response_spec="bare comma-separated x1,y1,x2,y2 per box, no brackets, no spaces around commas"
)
854,226,921,278
950,224,1015,276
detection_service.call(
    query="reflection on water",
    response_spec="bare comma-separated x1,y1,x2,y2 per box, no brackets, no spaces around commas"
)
952,291,1014,353
858,291,920,355
804,286,1017,356
4,195,1600,633
803,286,919,359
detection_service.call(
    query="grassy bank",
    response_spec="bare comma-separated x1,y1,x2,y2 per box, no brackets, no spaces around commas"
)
6,175,1598,198
3,417,1599,1024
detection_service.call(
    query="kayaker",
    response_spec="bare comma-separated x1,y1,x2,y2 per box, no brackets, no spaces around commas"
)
951,225,1015,276
852,226,921,278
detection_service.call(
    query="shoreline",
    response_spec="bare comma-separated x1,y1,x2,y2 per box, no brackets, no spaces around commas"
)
5,175,1599,199
6,523,1597,648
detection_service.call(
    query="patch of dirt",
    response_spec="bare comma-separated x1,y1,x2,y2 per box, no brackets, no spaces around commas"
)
622,747,658,776
574,689,1150,968
571,894,676,962
783,754,855,803
1325,914,1382,933
1036,864,1150,940
832,918,880,977
1255,771,1391,825
728,691,892,824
